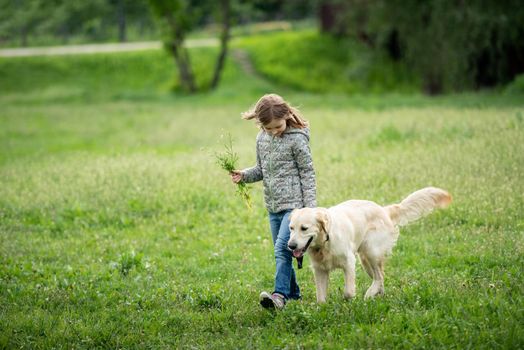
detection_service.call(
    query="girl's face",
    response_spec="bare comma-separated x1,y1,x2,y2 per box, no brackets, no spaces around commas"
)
263,118,287,137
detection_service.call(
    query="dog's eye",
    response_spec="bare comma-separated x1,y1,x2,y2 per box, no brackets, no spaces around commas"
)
301,225,308,231
289,226,294,231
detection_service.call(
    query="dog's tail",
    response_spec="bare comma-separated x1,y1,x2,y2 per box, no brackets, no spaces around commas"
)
385,187,452,226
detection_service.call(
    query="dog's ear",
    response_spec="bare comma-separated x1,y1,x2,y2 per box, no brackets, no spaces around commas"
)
315,208,330,234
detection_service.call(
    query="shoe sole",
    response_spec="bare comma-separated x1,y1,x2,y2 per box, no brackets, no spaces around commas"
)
259,295,275,309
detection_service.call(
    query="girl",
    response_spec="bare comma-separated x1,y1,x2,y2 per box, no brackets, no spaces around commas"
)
230,93,317,310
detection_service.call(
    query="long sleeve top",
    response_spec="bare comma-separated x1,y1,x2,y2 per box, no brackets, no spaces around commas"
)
242,127,317,213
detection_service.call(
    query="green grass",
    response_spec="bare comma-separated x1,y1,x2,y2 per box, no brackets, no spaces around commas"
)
0,46,524,349
0,47,235,99
236,30,419,94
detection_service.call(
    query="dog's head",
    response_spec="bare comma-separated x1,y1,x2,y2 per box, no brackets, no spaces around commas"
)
287,207,330,258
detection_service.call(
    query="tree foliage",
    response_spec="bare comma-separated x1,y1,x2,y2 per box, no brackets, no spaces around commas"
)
148,0,232,92
0,0,154,46
320,0,524,93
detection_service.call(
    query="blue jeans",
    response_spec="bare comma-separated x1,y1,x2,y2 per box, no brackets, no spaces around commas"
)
268,210,300,300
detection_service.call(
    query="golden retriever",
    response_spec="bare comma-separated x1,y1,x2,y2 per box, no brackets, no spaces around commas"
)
287,187,452,302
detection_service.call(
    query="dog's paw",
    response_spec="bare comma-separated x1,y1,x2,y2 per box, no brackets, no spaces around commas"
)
364,287,384,299
343,291,356,299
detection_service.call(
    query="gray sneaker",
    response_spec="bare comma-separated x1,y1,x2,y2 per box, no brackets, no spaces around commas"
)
259,291,285,310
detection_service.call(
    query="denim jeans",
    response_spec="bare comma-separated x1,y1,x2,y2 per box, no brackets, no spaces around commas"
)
268,209,300,300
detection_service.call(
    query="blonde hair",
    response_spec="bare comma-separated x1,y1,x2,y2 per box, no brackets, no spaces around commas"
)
241,94,308,129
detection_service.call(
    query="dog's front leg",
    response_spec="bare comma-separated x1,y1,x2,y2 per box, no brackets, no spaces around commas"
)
314,268,329,303
343,254,356,299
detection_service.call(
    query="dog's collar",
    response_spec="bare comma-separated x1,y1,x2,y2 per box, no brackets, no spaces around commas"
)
304,236,314,251
321,210,330,243
310,233,329,252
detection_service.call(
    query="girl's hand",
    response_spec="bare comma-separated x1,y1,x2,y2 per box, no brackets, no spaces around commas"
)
230,170,243,184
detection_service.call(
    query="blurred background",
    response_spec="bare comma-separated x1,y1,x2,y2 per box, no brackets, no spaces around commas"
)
1,0,524,96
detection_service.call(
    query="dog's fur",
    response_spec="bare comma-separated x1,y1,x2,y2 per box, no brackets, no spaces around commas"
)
287,187,452,302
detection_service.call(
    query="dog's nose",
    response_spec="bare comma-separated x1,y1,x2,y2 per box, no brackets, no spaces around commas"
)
288,242,297,250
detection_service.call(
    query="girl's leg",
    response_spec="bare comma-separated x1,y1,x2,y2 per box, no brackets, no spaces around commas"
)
272,210,300,300
268,212,281,246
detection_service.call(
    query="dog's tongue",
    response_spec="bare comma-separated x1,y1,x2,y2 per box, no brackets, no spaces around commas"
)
293,249,303,258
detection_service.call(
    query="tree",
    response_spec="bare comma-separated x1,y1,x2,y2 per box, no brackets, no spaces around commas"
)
149,0,202,93
149,0,233,93
318,0,347,36
114,0,127,42
43,0,109,44
321,0,524,93
108,0,152,43
0,0,48,46
210,0,231,89
377,0,524,93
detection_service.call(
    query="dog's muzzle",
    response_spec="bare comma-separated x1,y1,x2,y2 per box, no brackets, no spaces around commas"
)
290,236,313,259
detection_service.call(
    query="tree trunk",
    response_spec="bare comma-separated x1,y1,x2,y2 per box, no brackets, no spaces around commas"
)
423,72,443,95
211,0,231,89
165,14,196,93
60,25,69,45
319,2,336,33
353,0,373,47
20,26,28,47
117,0,127,42
318,2,346,35
169,38,196,92
138,18,145,37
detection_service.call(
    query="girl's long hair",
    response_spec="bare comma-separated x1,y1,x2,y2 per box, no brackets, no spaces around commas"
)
241,94,308,129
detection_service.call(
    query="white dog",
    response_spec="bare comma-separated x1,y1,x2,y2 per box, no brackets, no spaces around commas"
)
287,187,452,302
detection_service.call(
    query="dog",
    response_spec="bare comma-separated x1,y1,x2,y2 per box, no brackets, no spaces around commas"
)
287,187,452,302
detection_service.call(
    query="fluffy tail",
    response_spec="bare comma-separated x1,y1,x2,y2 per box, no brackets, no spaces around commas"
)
385,187,452,226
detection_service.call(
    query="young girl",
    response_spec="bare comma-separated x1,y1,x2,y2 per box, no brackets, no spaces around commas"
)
230,93,317,310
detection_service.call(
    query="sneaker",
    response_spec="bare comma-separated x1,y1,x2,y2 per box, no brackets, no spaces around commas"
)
259,291,285,310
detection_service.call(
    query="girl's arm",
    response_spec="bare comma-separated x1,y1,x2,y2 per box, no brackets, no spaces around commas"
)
241,152,262,183
293,135,317,208
239,133,263,183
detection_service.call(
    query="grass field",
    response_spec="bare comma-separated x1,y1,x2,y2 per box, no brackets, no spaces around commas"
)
238,30,418,94
1,46,523,349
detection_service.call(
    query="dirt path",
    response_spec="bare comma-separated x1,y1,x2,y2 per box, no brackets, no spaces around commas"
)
231,48,268,81
0,39,218,57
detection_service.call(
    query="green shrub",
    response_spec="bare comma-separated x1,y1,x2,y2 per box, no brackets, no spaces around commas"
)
505,74,524,95
236,30,419,94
